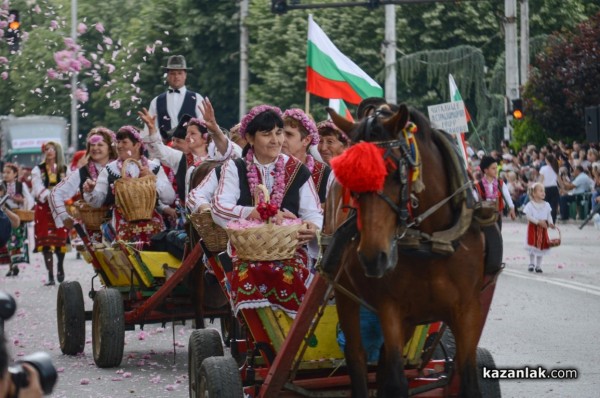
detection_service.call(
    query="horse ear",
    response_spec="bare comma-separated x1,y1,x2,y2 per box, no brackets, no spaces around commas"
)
383,104,409,137
326,107,355,135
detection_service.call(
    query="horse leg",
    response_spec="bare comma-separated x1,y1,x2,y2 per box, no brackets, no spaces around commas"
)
336,290,369,397
451,300,484,398
377,304,409,398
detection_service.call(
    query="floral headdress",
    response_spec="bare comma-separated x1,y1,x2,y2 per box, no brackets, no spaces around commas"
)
117,125,144,151
317,119,350,144
282,108,319,146
188,117,209,140
239,104,282,139
88,126,116,143
118,125,142,142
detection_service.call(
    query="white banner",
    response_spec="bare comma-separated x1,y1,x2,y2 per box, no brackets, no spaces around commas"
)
427,101,469,135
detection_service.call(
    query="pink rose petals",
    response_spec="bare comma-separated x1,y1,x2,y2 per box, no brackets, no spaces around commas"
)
80,378,90,385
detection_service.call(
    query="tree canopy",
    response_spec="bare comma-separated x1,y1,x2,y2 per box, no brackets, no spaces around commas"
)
0,0,598,150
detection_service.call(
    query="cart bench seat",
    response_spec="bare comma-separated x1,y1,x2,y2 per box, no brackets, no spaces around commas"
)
79,244,181,288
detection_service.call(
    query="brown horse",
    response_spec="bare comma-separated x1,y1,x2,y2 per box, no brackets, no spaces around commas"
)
323,104,487,398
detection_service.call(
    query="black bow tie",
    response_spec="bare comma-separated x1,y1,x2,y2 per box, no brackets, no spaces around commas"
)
168,88,181,94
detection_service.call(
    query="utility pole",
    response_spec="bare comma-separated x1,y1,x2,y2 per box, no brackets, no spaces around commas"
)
70,0,78,151
384,4,396,104
504,0,519,140
239,0,249,120
519,0,529,86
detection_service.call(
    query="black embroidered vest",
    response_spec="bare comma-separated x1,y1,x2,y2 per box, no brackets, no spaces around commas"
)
233,157,311,217
311,160,331,204
156,90,198,140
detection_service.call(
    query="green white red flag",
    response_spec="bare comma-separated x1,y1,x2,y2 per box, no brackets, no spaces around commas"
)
328,98,354,121
307,15,382,105
448,74,470,168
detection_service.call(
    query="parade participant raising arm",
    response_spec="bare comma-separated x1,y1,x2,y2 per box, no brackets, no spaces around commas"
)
31,142,69,286
83,126,175,246
140,97,240,204
50,127,117,232
211,105,323,318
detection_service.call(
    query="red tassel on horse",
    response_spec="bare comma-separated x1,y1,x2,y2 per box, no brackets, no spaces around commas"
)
330,142,388,193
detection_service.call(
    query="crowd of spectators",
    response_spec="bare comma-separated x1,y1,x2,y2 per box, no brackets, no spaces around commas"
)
468,139,600,222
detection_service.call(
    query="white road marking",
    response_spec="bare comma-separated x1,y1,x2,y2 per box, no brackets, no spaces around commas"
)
502,268,600,297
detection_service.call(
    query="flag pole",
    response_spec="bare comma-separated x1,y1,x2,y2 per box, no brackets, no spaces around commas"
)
305,91,310,115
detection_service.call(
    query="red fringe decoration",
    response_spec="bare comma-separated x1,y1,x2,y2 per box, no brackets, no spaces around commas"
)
331,142,388,193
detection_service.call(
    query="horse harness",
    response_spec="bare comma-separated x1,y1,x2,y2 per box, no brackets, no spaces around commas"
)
353,119,473,248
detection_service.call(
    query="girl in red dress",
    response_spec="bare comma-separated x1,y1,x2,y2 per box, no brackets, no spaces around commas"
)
31,142,68,285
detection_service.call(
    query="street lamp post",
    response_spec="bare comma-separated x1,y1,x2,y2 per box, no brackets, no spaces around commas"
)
70,0,78,151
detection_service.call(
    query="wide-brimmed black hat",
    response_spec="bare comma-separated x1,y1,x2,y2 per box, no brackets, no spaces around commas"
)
169,114,192,140
162,55,191,70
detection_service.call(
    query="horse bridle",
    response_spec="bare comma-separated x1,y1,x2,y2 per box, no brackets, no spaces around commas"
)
354,118,472,236
355,115,420,229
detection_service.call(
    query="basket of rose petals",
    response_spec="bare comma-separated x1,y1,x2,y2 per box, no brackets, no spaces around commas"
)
226,185,303,261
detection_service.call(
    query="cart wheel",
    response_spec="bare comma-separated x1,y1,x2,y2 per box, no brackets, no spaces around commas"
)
477,347,501,397
92,288,124,368
199,356,243,398
188,329,224,398
57,281,86,355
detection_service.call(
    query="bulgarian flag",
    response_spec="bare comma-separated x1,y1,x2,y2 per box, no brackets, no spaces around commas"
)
307,15,383,105
328,98,354,121
448,74,470,168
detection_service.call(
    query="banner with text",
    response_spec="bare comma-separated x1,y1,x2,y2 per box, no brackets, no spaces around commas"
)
427,101,469,135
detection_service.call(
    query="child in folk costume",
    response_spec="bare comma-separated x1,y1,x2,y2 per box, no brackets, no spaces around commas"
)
474,155,516,230
83,125,176,246
31,141,69,285
211,105,323,318
1,163,34,276
523,182,555,273
282,109,334,204
50,128,117,242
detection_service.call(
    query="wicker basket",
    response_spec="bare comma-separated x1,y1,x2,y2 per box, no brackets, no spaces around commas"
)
226,185,302,261
13,208,35,223
66,203,80,219
76,200,109,231
190,209,229,253
114,158,157,222
548,227,561,248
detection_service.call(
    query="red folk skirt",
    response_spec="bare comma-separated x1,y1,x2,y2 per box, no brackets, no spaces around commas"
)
34,202,68,253
527,222,550,251
230,248,312,319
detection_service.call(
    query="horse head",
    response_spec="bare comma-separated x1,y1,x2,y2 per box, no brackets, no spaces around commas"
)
327,104,418,278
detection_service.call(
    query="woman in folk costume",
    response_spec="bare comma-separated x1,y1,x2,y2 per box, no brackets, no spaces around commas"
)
50,128,117,242
474,155,516,230
140,98,241,207
1,163,34,276
31,141,69,285
281,108,334,205
83,126,176,246
211,105,323,318
316,119,350,166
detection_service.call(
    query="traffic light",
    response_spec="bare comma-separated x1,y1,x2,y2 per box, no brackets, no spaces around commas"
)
271,0,288,14
511,98,524,120
6,10,20,52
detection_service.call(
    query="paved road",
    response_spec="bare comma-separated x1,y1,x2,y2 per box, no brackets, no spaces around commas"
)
1,219,598,397
480,219,600,398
